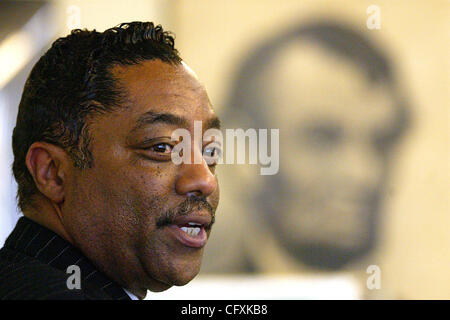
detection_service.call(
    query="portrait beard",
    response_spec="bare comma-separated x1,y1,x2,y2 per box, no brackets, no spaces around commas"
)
254,171,381,271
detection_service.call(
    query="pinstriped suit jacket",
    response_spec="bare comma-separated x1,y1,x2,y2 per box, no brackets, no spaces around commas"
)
0,217,130,300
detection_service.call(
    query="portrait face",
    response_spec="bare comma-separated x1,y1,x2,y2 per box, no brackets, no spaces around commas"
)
260,40,402,268
59,60,220,296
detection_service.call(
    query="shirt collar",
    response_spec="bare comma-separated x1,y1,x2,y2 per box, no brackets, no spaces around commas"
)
123,288,140,300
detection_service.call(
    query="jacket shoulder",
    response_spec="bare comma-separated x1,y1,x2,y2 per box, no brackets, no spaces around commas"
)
0,247,94,300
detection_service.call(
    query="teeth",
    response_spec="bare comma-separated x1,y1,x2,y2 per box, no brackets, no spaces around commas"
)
188,222,202,226
180,226,201,236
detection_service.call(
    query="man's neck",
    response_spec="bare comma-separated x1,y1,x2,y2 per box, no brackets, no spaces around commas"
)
23,199,74,245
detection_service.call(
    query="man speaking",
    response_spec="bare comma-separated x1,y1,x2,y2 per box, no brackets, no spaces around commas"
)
0,21,220,300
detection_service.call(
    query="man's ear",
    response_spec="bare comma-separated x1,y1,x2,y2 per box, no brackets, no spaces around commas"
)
25,142,70,204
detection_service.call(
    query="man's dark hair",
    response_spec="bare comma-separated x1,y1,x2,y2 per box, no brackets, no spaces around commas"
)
12,21,182,211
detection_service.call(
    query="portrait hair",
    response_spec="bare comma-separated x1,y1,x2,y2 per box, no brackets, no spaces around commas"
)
225,21,410,133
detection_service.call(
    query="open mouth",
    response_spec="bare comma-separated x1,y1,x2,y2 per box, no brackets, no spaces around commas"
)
179,222,203,236
167,218,210,248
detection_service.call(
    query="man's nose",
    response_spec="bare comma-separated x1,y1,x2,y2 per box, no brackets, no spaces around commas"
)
175,159,218,197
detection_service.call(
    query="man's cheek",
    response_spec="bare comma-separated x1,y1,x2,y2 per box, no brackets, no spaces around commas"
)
210,181,220,207
132,168,175,193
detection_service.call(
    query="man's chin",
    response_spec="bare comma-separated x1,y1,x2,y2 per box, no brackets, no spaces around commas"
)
146,263,201,292
170,269,200,287
147,283,172,293
145,276,195,294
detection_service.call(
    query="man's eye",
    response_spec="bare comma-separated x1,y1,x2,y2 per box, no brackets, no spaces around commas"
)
150,143,173,154
203,144,222,166
204,146,217,157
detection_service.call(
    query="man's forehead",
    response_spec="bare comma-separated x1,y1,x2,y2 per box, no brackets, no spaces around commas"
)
111,59,216,125
112,59,204,96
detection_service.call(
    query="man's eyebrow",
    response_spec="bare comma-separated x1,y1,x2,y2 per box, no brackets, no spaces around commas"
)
205,116,221,130
132,111,190,132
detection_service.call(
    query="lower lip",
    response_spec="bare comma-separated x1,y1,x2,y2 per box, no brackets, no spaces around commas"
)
167,225,208,248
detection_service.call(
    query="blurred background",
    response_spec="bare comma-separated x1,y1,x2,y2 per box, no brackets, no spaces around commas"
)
0,0,448,299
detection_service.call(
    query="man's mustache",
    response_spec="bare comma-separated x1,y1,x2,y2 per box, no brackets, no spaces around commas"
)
156,196,216,230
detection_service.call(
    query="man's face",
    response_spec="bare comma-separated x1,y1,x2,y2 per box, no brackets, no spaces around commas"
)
261,41,402,268
61,60,220,296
